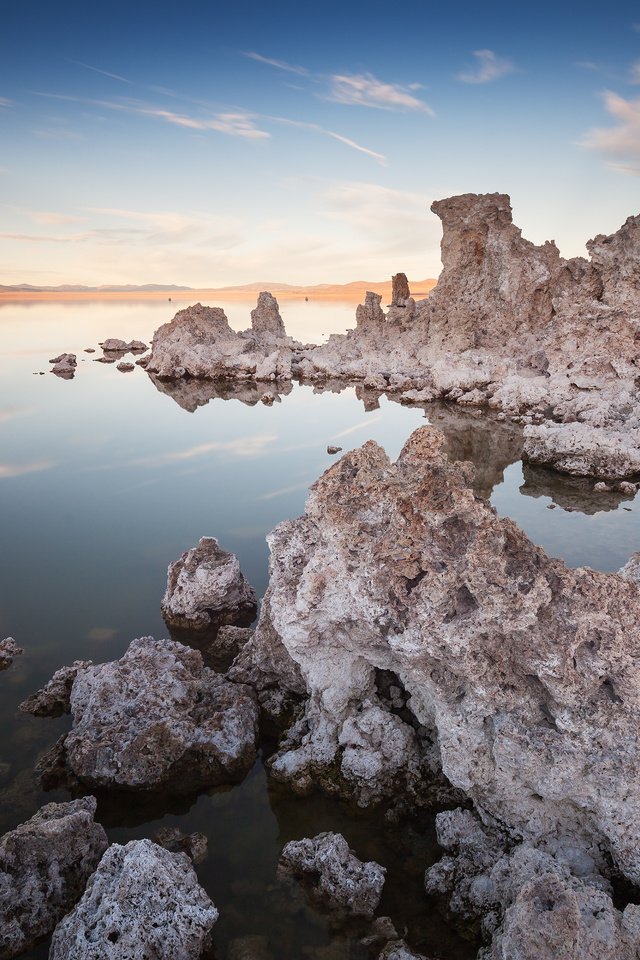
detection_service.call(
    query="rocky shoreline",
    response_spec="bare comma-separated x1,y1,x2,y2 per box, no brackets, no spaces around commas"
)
145,192,640,482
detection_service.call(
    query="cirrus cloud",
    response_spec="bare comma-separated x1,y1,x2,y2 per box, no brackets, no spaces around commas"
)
457,49,515,84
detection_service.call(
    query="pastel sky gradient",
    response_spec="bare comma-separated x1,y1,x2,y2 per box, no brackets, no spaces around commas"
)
1,0,639,286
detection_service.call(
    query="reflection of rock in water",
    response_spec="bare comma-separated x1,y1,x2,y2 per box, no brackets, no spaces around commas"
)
148,374,292,412
425,403,523,499
520,462,633,514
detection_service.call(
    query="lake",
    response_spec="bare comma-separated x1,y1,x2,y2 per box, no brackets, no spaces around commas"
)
1,297,638,959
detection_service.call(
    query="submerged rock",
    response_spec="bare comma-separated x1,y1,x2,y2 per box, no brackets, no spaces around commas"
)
0,638,23,671
162,536,257,632
153,826,208,864
278,831,386,917
49,839,218,960
0,797,107,959
19,659,92,716
61,636,258,791
238,426,640,885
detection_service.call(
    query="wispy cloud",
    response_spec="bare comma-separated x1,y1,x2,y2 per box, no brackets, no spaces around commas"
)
581,90,640,175
0,460,53,479
258,479,312,500
326,72,434,114
457,49,515,84
243,51,309,76
630,61,640,84
271,116,386,164
30,211,87,225
69,60,131,83
330,414,383,439
0,97,12,108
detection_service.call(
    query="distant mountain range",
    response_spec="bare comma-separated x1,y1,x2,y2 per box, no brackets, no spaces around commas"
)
0,279,437,298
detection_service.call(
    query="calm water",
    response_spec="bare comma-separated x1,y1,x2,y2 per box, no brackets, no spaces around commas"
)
1,298,638,959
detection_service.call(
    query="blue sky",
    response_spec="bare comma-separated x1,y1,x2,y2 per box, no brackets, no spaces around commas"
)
1,0,639,285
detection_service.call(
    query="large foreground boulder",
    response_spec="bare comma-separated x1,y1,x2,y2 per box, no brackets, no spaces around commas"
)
0,797,107,959
278,831,386,917
49,839,218,959
61,637,258,791
162,537,257,631
235,426,640,885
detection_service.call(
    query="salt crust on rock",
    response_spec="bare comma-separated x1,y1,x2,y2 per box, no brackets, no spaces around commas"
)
278,831,386,917
0,638,23,671
0,797,107,959
20,659,92,716
49,839,218,960
425,809,640,960
162,536,257,631
234,426,640,887
62,636,258,791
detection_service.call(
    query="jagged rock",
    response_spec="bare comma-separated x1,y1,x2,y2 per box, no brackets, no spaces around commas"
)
128,339,147,352
19,660,92,716
100,338,129,351
0,638,22,671
212,625,254,661
153,826,208,864
135,354,150,368
619,553,640,585
378,942,428,960
426,809,640,960
49,839,218,960
391,272,411,307
161,537,257,631
251,291,287,338
0,797,107,959
278,831,386,917
116,361,134,372
238,426,640,884
49,353,76,365
327,445,342,455
61,636,258,791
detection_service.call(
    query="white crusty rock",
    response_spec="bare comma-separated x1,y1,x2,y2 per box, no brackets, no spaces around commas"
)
49,839,218,960
237,426,640,884
251,291,287,338
426,808,640,960
523,422,640,479
162,536,257,631
619,552,640,585
19,659,92,716
278,831,386,917
0,797,107,959
0,638,23,671
61,636,258,791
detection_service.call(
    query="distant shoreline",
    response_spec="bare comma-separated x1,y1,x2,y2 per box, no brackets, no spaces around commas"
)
0,280,437,304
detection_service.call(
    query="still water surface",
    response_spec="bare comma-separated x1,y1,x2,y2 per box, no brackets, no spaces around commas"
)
1,298,638,958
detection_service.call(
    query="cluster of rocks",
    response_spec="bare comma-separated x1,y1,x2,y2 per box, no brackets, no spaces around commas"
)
225,425,640,957
146,194,640,480
49,353,76,379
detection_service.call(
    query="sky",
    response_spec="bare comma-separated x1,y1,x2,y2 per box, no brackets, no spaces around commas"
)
1,0,639,287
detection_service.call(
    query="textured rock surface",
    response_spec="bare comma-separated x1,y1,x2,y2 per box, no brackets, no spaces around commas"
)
20,660,92,716
0,638,22,671
379,942,428,960
278,831,386,917
391,273,411,307
162,536,257,631
425,808,640,960
238,426,640,885
62,636,258,790
49,839,218,960
49,353,76,378
0,797,107,959
251,291,287,338
523,422,640,479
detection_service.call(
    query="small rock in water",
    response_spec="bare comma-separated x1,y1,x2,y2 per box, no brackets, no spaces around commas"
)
135,355,150,368
162,536,257,632
84,348,95,353
327,445,343,455
49,353,77,379
546,503,556,509
128,340,148,352
618,481,637,495
0,636,23,670
278,831,386,917
49,839,218,960
116,361,135,372
260,391,276,406
594,481,611,492
154,826,208,864
99,338,128,352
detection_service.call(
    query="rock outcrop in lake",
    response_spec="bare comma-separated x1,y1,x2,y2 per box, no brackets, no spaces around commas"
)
278,831,386,917
39,637,258,792
232,427,640,896
49,839,218,960
162,536,257,631
146,194,640,478
0,797,107,958
0,638,22,671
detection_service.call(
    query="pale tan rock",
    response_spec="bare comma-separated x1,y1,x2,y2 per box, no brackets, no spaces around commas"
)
251,291,286,338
